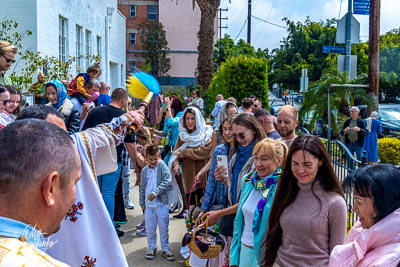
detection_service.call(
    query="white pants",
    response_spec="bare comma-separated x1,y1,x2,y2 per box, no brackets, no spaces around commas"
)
144,202,170,252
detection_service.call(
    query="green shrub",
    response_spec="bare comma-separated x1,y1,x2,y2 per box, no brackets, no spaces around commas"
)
208,55,269,109
378,137,400,165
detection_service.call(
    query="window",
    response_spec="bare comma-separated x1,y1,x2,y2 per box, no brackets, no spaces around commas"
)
85,30,91,68
97,36,101,57
59,17,67,63
129,33,136,46
147,6,158,21
76,25,83,68
129,62,136,73
130,5,136,17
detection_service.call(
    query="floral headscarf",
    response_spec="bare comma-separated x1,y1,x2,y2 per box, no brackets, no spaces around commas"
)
45,79,68,110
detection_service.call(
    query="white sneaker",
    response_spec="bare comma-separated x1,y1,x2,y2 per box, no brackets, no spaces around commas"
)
146,248,156,260
162,250,175,261
124,197,134,209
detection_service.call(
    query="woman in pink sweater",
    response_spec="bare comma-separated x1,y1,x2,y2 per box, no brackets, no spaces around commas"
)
330,164,400,267
261,135,347,267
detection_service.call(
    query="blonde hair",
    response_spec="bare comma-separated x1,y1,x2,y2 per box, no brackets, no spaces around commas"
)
136,126,153,145
0,41,18,55
278,105,298,122
253,138,288,163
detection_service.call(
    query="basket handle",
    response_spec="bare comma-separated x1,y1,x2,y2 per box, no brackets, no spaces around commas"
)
190,216,209,243
188,182,205,205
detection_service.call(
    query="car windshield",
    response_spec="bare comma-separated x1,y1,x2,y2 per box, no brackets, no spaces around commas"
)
379,109,400,121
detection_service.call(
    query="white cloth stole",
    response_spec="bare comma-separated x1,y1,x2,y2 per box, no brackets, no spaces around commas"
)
46,130,128,267
145,166,158,208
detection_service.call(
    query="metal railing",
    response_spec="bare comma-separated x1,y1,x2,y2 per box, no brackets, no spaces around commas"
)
325,139,369,232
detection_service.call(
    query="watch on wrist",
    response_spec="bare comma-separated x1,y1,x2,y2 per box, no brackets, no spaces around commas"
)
165,108,171,111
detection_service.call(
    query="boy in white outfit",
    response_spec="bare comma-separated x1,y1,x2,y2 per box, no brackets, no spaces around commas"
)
139,145,175,261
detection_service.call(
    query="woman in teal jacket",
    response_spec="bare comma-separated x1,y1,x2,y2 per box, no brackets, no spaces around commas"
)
230,138,288,267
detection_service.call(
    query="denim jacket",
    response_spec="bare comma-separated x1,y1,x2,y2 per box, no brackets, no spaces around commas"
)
200,143,232,211
230,173,277,266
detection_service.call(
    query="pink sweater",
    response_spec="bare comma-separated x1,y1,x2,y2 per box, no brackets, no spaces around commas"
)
275,179,347,267
330,207,400,267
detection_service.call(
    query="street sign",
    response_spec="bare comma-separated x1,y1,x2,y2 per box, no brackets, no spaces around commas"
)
338,55,358,79
336,14,360,44
354,0,370,15
323,46,346,54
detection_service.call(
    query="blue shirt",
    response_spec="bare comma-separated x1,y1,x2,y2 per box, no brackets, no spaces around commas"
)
0,216,47,252
211,100,227,128
163,111,183,148
97,94,111,106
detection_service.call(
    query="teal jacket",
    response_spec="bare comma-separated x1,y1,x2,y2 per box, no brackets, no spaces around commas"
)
230,173,277,266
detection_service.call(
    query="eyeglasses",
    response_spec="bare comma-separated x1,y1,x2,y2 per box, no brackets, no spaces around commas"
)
253,105,258,108
232,129,251,140
1,54,16,64
0,99,11,105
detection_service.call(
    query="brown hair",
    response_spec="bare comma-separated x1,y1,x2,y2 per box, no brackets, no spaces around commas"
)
218,115,238,159
136,126,153,145
231,112,266,155
183,108,196,133
111,88,127,102
5,85,21,116
146,144,160,156
261,135,343,266
86,62,101,76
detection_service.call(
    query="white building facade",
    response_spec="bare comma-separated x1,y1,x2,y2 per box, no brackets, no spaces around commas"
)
0,0,126,91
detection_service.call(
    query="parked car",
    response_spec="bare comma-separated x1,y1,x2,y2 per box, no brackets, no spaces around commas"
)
294,95,303,104
358,104,400,137
270,104,283,116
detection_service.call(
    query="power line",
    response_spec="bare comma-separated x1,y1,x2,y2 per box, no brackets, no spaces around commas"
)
253,0,279,45
234,17,248,41
251,15,286,29
229,1,248,37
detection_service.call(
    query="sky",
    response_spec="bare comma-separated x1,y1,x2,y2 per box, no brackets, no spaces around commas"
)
219,0,400,51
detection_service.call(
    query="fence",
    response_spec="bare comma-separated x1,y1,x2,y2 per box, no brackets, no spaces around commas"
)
325,139,369,232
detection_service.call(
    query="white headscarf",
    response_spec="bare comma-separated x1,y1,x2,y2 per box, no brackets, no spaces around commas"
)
366,111,379,132
218,101,238,128
178,107,213,148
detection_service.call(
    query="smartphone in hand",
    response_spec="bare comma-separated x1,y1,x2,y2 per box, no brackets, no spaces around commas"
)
217,155,228,178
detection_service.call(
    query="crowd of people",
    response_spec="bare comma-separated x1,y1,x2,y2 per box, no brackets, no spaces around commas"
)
1,38,400,267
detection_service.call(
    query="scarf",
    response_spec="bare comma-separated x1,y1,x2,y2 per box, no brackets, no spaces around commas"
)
46,79,68,110
0,111,12,129
177,107,213,148
248,169,281,234
231,140,255,204
365,111,379,132
218,101,238,125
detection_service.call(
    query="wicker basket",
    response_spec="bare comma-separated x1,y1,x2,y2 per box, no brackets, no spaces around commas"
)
188,224,223,259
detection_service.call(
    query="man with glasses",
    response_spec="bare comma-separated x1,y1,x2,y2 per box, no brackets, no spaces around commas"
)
252,98,262,113
0,41,18,85
340,106,368,169
0,86,11,129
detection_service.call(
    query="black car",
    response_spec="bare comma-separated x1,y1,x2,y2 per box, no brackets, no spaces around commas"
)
358,104,400,137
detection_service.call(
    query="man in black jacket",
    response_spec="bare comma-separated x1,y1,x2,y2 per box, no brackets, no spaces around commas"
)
340,106,368,169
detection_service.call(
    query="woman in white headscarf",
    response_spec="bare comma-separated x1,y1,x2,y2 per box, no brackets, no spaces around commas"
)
170,107,213,218
364,111,382,164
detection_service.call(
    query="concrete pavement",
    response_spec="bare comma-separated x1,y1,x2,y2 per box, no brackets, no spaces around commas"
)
120,170,188,266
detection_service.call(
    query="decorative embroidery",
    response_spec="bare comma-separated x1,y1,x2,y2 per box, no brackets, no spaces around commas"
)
0,245,10,262
65,202,84,223
81,131,99,189
101,113,132,136
81,255,97,267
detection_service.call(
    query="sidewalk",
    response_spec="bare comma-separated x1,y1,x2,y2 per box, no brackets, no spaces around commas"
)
120,171,187,266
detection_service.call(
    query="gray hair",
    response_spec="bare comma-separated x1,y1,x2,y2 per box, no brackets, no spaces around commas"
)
0,119,79,197
350,106,360,112
371,111,379,119
86,78,101,89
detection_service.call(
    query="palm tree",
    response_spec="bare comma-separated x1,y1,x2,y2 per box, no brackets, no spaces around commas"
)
300,69,375,135
189,0,220,91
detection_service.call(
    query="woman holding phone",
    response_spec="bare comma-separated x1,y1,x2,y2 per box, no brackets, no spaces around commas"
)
201,113,266,266
196,115,237,225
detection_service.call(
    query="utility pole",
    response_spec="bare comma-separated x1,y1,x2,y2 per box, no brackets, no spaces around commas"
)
368,0,380,114
247,0,251,44
218,8,228,41
345,0,353,78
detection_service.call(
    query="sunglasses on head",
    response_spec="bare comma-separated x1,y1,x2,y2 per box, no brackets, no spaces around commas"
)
1,54,16,64
232,129,251,140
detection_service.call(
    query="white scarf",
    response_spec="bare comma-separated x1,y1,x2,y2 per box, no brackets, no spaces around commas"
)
167,107,213,204
0,111,12,128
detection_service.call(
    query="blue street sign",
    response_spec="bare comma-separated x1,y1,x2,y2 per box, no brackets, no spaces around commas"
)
322,46,346,54
354,0,370,15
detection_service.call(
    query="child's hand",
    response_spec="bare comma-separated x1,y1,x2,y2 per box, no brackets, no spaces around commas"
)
85,94,94,101
173,164,181,176
148,193,156,201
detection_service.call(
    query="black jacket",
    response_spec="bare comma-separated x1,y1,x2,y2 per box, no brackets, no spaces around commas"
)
47,98,81,134
340,117,368,147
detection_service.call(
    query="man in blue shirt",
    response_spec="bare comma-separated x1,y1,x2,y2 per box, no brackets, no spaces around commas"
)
211,94,226,129
97,81,111,106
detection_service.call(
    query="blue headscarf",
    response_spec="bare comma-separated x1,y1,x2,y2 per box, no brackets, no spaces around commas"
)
231,140,255,204
45,79,68,110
